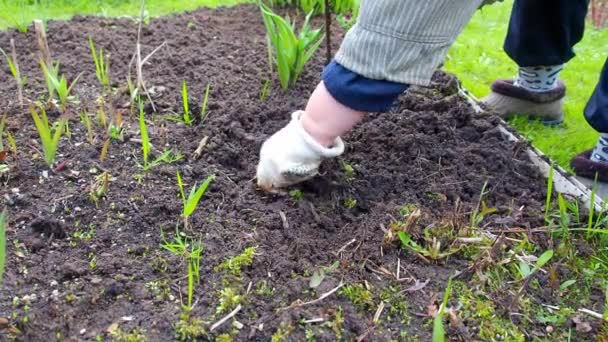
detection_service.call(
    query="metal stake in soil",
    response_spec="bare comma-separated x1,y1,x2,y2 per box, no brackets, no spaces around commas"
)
324,0,331,65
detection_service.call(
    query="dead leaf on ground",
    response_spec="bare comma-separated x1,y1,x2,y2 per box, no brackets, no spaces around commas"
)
572,315,592,333
404,279,430,292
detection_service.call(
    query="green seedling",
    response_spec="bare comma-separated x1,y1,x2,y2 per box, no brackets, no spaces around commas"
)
0,210,6,284
89,172,110,206
289,189,303,201
138,101,183,171
469,181,496,229
342,161,355,181
40,60,82,110
517,249,554,280
260,3,325,89
6,131,17,154
176,171,215,222
259,79,270,102
545,165,554,222
200,83,211,123
30,104,66,165
174,313,205,341
159,226,203,311
0,45,25,106
88,37,110,92
216,287,242,314
344,197,357,209
309,261,339,288
79,112,95,144
339,283,374,311
168,81,194,125
432,275,453,342
398,231,458,260
298,0,325,14
215,246,257,276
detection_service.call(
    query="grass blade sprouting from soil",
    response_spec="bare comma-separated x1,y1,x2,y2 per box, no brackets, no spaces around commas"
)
30,104,66,165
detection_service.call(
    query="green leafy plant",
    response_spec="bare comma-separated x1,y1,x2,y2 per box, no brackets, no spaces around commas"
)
89,172,110,206
216,287,242,314
30,104,66,165
469,181,497,229
79,112,95,144
432,275,453,342
40,60,82,110
215,246,257,276
0,46,25,106
137,101,183,171
160,227,203,311
88,37,110,92
176,171,215,220
517,250,554,280
168,81,194,125
260,3,325,89
545,165,554,222
398,231,458,260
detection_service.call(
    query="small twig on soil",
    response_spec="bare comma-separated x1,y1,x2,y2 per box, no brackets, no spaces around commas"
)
193,136,209,160
333,238,356,256
34,20,52,67
131,0,166,112
303,318,325,324
10,39,23,107
210,304,242,332
396,258,400,280
356,327,374,342
373,302,385,324
246,281,253,295
279,211,289,229
578,308,608,321
281,282,343,311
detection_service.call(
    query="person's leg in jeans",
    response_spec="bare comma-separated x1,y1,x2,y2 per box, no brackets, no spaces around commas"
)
482,0,588,125
571,59,608,180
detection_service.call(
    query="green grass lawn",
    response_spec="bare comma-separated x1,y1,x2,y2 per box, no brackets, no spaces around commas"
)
1,0,607,170
445,0,608,170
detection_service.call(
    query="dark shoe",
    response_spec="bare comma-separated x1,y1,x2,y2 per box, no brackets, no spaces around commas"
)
570,149,608,182
481,79,565,125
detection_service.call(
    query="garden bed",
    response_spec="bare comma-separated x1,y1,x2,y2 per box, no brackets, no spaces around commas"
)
0,4,604,341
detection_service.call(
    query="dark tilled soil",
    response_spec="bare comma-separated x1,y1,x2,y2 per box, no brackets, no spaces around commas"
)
0,4,579,341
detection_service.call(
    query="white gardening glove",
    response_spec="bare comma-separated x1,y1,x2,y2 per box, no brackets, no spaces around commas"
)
256,111,345,191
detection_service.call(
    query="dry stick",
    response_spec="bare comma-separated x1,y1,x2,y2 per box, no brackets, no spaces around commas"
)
133,0,166,112
578,308,608,321
210,304,242,332
10,39,23,107
324,0,331,64
34,20,51,68
193,135,209,160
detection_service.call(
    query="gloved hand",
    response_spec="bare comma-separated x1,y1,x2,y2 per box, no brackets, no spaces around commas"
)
256,111,345,191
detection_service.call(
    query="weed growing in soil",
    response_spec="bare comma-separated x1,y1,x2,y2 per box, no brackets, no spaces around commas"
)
79,112,95,144
215,246,257,275
0,210,6,284
88,37,110,92
271,322,294,342
0,46,25,106
89,172,110,206
40,61,82,111
137,102,183,171
339,283,374,311
160,227,203,310
174,313,206,341
216,287,242,314
110,327,147,342
260,3,324,89
168,81,194,125
289,189,303,201
30,104,66,165
432,275,452,342
176,171,215,222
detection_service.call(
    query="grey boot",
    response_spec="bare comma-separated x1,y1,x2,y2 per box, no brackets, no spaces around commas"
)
481,79,565,125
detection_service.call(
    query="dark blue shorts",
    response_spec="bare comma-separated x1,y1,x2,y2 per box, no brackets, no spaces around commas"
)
322,60,409,113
